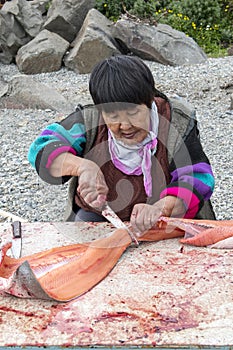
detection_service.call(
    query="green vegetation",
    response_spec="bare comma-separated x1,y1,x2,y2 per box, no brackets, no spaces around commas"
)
45,1,52,11
95,0,233,57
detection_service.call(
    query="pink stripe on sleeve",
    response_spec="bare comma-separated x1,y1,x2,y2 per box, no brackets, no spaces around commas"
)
46,146,76,168
160,186,200,219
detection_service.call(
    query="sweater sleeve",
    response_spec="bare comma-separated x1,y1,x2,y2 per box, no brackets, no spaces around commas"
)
28,109,86,185
160,121,215,218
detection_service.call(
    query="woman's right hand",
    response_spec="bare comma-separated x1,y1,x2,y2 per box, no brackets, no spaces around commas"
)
77,159,108,209
49,153,108,209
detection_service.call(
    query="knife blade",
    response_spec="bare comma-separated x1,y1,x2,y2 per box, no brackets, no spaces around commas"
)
102,203,139,246
10,221,22,258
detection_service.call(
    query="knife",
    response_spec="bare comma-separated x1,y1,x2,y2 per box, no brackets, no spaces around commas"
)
10,221,22,258
102,203,139,246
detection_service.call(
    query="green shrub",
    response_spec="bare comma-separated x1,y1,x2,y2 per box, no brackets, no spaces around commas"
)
95,0,135,21
45,0,52,11
129,0,159,19
155,0,233,55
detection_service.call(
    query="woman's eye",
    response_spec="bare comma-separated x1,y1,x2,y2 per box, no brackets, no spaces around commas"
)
108,114,118,120
128,110,138,116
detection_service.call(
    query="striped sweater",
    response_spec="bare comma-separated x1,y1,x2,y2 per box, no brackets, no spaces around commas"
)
28,100,215,220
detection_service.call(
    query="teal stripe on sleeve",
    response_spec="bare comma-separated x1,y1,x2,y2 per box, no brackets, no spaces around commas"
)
28,139,57,168
28,122,86,168
193,172,215,191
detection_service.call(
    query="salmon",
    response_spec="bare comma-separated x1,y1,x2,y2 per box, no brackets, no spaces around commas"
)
0,229,132,301
161,217,233,247
0,222,183,301
0,217,232,301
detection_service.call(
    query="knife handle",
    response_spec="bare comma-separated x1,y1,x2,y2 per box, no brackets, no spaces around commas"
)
11,221,22,238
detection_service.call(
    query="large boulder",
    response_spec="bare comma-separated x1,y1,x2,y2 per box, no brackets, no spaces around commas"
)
15,29,70,74
64,8,120,74
0,11,30,64
1,0,44,37
113,20,207,66
1,74,74,113
43,0,95,42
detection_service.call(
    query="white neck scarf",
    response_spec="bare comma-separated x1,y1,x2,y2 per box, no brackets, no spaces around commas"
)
108,102,159,197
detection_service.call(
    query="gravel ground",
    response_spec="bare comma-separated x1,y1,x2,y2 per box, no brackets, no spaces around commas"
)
0,56,232,222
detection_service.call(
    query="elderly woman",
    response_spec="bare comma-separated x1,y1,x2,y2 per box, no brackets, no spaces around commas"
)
28,55,215,233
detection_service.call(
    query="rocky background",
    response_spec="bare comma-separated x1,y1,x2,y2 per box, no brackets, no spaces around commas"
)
0,0,208,74
0,0,232,223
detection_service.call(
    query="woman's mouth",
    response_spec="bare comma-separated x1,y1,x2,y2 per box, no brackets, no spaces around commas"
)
121,132,137,139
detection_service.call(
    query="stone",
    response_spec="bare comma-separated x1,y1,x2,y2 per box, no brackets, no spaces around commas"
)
228,45,233,56
0,75,8,97
1,0,44,37
230,93,233,110
2,74,75,113
64,8,120,74
43,0,95,42
30,0,51,16
15,29,70,74
0,11,30,64
113,20,208,66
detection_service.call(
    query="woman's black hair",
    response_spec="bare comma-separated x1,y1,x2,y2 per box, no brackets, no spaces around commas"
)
89,55,167,112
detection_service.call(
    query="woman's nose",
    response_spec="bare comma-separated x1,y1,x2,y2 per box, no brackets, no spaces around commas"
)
119,117,132,129
120,122,132,130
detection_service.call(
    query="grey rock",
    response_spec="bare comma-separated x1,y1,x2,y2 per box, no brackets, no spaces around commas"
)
30,0,51,16
0,0,211,72
64,9,120,74
0,75,8,97
0,11,30,64
1,74,75,113
113,20,207,66
1,0,44,37
15,29,70,74
43,0,95,42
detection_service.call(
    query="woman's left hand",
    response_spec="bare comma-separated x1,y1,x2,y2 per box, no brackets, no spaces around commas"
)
130,196,186,234
130,203,163,234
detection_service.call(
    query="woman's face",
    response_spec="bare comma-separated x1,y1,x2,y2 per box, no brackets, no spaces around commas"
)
102,104,150,145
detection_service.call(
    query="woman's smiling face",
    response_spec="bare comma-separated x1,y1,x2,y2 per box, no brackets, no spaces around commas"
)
102,104,151,145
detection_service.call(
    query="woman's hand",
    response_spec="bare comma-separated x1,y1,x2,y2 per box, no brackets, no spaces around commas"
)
130,196,186,234
77,159,108,208
49,152,108,208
